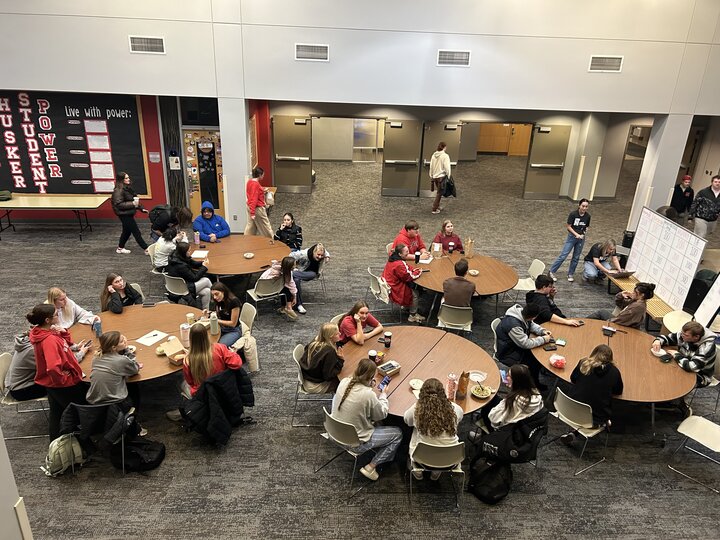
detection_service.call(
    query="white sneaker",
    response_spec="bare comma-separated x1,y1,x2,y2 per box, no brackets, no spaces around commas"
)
567,275,574,282
408,313,426,323
431,209,440,214
116,247,131,254
296,305,307,314
549,272,557,282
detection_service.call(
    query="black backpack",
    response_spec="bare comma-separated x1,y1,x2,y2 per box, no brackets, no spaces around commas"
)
443,176,457,198
476,408,549,463
467,456,513,504
148,204,172,228
111,438,166,472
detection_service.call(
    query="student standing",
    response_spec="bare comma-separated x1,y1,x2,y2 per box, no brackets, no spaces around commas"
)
382,244,425,323
670,175,694,225
690,175,720,240
112,171,149,255
549,199,591,283
244,167,273,238
429,142,451,214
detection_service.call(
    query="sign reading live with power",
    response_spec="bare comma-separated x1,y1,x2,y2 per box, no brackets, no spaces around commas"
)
0,91,148,195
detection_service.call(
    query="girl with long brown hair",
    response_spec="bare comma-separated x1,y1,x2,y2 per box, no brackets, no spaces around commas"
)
299,323,344,393
331,358,402,481
259,256,298,320
337,300,384,345
100,273,143,313
182,323,243,397
403,378,464,480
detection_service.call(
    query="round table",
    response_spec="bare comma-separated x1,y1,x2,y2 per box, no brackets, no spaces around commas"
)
340,326,501,416
190,234,290,275
71,303,216,382
532,320,696,403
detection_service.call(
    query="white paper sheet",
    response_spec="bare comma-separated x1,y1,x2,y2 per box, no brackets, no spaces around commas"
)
190,250,209,259
418,256,434,264
136,330,168,346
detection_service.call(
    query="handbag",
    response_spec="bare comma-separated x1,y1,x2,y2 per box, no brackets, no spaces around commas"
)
443,176,457,198
265,190,275,207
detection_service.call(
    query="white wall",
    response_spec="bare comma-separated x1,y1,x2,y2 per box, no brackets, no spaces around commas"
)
0,427,29,540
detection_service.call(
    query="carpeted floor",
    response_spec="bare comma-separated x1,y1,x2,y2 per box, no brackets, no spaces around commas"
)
1,155,719,539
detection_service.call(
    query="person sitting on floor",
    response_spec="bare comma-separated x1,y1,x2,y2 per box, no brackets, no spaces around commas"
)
391,220,430,261
47,287,100,330
432,219,464,253
525,275,581,326
403,377,464,480
382,243,426,323
442,258,476,308
259,256,298,321
153,226,187,271
273,212,303,251
290,243,330,315
582,239,623,283
100,273,143,313
165,242,213,310
4,329,47,401
207,282,242,347
193,200,230,243
337,300,384,345
653,321,717,389
587,282,655,329
299,323,345,394
331,358,403,481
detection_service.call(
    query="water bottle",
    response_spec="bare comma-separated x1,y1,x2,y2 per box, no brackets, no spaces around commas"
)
193,231,200,245
446,372,458,401
210,312,220,336
180,323,191,348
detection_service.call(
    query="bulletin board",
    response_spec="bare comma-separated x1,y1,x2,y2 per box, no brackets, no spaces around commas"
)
626,207,706,310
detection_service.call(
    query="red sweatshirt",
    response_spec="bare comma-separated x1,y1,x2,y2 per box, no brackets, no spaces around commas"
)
183,343,243,396
246,178,265,217
392,227,426,254
30,326,83,388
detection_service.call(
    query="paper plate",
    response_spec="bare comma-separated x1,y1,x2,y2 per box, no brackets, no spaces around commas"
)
469,371,487,383
468,269,479,276
650,348,667,357
243,252,255,259
126,345,137,354
409,378,423,390
471,385,492,399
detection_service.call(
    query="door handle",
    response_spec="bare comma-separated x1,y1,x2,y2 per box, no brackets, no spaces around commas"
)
275,155,310,161
385,159,418,165
530,162,564,169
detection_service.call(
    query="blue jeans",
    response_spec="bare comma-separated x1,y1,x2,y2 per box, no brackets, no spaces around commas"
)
583,260,611,280
293,270,317,307
218,328,241,347
347,426,403,466
550,233,585,275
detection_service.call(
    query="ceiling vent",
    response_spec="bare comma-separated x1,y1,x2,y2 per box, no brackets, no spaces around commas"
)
295,43,330,62
588,55,623,73
437,50,471,67
129,36,166,54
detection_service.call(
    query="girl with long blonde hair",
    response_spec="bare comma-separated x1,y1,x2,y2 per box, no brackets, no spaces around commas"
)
47,287,99,329
299,323,344,393
182,323,243,397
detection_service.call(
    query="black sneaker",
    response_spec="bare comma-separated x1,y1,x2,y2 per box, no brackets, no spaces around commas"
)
560,433,575,446
678,400,692,419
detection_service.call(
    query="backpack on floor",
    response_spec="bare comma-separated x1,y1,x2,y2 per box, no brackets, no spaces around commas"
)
41,433,86,477
111,438,166,472
467,456,513,504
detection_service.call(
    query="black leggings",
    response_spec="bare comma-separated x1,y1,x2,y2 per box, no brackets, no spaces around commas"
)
118,214,149,250
9,383,47,401
46,383,89,440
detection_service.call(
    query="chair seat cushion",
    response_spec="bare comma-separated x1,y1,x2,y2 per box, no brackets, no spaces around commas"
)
677,416,720,453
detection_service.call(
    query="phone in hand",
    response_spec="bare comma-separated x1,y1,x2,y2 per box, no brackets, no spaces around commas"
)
658,353,673,363
500,369,509,385
377,375,391,391
577,320,585,326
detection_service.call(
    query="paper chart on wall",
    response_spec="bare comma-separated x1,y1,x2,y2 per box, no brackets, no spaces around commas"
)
694,276,720,328
626,207,706,310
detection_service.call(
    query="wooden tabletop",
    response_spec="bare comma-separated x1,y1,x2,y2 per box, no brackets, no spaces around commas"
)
0,194,110,210
532,319,695,403
340,326,501,416
190,234,290,275
608,274,673,321
71,303,214,382
415,252,519,296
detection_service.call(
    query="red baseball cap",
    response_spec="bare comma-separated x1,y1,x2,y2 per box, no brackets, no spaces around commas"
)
682,175,692,180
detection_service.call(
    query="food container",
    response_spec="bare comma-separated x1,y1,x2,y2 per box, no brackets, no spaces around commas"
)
446,372,458,401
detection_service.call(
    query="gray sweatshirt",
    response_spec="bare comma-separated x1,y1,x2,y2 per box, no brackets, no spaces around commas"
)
5,332,36,392
505,303,547,349
86,351,139,404
332,378,388,442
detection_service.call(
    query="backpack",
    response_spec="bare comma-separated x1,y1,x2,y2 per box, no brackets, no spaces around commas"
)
476,409,549,463
467,456,513,504
148,204,172,228
111,438,166,472
41,433,86,477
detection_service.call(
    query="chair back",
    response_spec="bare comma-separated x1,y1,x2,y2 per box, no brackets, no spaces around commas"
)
130,282,145,303
147,243,157,267
240,303,257,333
164,275,190,296
438,304,473,328
528,259,546,280
385,243,393,256
292,344,306,387
553,387,594,429
254,277,285,298
0,352,11,394
330,313,344,325
323,408,360,447
367,268,390,304
412,441,465,468
490,318,501,356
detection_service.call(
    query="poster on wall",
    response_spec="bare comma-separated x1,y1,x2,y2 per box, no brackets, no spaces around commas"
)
0,90,149,195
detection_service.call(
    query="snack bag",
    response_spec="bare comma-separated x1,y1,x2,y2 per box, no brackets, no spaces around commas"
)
549,354,566,369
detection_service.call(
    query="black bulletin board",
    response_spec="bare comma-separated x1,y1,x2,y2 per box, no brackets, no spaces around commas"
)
0,91,149,195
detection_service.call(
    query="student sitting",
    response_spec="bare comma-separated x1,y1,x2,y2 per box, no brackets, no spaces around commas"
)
154,227,187,271
100,273,143,313
193,201,230,243
442,258,475,308
4,330,47,401
290,243,330,315
403,378,464,480
208,282,242,347
259,256,298,321
150,205,193,241
299,323,345,393
332,358,403,481
653,321,717,388
392,219,430,261
182,323,243,397
432,219,463,253
47,287,100,329
382,243,425,323
587,282,655,329
525,275,581,326
273,212,303,251
86,331,141,409
165,242,212,310
337,300,384,345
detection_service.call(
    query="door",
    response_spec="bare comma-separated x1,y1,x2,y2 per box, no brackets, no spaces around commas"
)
420,122,461,197
523,125,572,199
508,124,532,156
458,122,481,161
183,129,225,218
272,116,312,194
381,120,423,196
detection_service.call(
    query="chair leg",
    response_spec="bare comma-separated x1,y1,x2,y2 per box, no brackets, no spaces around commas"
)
314,447,346,474
667,465,720,494
574,430,608,476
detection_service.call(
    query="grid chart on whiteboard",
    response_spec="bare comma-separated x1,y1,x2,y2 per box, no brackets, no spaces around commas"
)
626,207,706,310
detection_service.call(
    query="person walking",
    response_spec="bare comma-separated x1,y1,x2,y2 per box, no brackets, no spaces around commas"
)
690,174,720,240
670,175,694,225
429,142,451,214
112,171,149,254
549,199,590,283
244,167,273,238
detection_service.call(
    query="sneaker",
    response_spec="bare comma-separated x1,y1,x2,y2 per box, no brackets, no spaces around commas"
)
549,272,557,282
412,470,424,480
165,409,182,422
560,433,575,446
582,276,590,283
360,465,379,481
567,275,574,282
678,399,692,419
296,305,307,314
430,471,442,481
431,209,440,214
284,308,298,321
139,427,148,437
408,313,426,323
116,247,131,254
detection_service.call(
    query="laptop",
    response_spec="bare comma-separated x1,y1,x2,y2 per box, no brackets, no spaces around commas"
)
610,270,635,279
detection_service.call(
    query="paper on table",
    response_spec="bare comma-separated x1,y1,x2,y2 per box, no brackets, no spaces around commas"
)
190,250,209,259
136,330,168,346
412,389,421,400
418,256,434,265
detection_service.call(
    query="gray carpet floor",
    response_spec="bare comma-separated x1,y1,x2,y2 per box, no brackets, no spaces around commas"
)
1,155,719,539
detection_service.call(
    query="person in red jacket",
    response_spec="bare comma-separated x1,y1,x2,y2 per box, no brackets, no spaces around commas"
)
28,304,92,440
382,244,426,323
391,220,430,261
244,166,273,238
182,323,243,397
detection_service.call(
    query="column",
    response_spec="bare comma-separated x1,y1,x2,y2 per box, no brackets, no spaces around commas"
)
217,97,250,233
569,113,608,201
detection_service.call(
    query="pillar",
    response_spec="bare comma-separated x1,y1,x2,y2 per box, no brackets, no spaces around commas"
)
217,98,250,233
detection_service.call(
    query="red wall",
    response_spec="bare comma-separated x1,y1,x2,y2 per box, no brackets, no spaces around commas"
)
248,100,272,187
10,95,167,220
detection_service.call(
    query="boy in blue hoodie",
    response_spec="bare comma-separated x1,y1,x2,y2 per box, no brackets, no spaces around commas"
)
193,201,231,242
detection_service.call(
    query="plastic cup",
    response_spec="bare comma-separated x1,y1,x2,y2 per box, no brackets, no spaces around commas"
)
448,242,455,254
368,349,377,363
414,251,420,263
384,331,392,349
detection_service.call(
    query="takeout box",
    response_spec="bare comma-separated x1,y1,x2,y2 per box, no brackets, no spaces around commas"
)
160,338,187,365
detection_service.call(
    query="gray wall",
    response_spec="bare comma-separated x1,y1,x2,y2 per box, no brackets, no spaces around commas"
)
0,426,29,540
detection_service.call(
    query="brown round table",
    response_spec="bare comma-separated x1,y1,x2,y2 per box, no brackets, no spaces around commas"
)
340,326,501,416
71,304,217,382
189,234,290,275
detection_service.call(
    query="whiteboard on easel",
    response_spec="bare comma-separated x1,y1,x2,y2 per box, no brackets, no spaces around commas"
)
694,275,720,327
626,207,706,310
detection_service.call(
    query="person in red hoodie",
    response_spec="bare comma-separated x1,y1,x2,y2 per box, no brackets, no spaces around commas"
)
382,244,426,323
391,220,431,261
244,166,273,238
182,323,244,397
28,304,92,440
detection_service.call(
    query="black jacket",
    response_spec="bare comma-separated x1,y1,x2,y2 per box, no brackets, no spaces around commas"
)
112,185,140,217
274,224,303,251
181,367,254,446
166,251,208,292
106,284,143,313
60,401,133,445
566,363,624,425
525,291,565,324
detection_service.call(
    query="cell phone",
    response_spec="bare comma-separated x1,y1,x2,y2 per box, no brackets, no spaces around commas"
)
377,375,391,391
421,269,430,273
377,337,385,343
500,369,509,385
142,302,156,308
543,344,558,351
199,244,206,248
548,338,556,343
259,264,271,269
659,353,673,363
577,320,585,326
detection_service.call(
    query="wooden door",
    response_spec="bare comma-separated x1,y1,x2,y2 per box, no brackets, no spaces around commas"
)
508,124,532,156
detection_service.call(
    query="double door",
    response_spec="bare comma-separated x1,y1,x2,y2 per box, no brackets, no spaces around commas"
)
272,116,313,194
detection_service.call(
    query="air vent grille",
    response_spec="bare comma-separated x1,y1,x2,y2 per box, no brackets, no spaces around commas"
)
295,43,330,61
589,55,623,73
129,36,165,54
437,50,471,67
